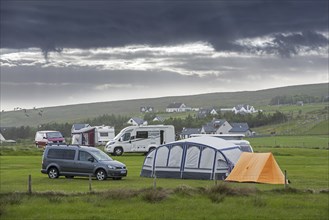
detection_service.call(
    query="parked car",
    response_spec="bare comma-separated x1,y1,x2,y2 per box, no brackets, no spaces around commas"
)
35,130,65,148
41,145,127,180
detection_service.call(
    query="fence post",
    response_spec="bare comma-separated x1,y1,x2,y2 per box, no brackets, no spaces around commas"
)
153,174,157,190
284,170,287,189
89,175,92,192
28,174,32,194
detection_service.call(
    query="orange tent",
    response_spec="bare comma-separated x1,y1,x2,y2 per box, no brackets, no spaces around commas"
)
225,152,286,184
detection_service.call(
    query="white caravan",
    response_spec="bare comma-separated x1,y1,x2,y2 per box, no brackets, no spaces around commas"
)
104,125,175,156
71,126,115,146
189,134,253,152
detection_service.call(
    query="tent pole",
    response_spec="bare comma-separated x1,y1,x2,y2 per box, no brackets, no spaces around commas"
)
153,174,157,190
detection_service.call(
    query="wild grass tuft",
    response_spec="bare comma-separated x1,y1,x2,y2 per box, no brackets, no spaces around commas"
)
207,183,258,196
101,189,139,200
173,185,196,197
141,188,170,203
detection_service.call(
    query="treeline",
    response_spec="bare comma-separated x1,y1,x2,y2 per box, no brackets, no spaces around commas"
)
1,111,288,140
269,95,328,105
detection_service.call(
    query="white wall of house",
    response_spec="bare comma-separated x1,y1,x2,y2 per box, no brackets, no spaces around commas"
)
216,121,232,134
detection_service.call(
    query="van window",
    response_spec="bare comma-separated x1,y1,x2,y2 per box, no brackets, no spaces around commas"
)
79,151,94,162
47,149,75,160
136,131,148,139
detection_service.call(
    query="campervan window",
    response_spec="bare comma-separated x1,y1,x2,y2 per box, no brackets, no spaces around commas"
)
136,131,148,139
122,132,131,141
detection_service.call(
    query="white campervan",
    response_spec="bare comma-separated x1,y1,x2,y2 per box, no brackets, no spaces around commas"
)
104,125,175,156
189,134,253,152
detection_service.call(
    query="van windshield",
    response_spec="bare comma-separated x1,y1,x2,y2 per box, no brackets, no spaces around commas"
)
47,132,63,138
90,149,113,161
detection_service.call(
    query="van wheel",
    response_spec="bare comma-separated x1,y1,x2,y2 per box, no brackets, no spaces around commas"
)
113,147,123,156
96,169,107,181
48,167,59,179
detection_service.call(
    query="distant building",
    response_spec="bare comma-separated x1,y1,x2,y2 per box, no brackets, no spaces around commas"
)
140,106,154,113
221,104,259,115
127,117,147,126
229,122,252,137
197,108,218,118
166,102,191,113
153,116,164,122
180,127,202,139
201,119,232,134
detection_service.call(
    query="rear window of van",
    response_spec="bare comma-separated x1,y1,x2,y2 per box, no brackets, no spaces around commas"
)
47,149,75,160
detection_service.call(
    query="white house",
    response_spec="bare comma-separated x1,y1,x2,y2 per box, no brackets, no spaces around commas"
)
127,117,147,126
232,104,257,114
221,104,259,114
166,102,191,113
201,119,232,134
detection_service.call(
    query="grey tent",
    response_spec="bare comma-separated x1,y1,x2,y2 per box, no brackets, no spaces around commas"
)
140,136,242,180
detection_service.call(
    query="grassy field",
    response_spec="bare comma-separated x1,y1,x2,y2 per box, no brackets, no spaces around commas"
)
0,138,328,219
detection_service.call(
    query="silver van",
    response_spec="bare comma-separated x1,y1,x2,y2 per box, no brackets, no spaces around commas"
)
41,145,127,180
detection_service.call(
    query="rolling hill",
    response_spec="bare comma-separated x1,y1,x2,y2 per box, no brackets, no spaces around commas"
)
0,83,328,127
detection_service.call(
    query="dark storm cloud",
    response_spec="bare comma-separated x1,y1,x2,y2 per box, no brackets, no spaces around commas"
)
1,0,328,57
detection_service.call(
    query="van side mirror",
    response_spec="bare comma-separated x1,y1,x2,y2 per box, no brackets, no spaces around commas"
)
88,157,94,162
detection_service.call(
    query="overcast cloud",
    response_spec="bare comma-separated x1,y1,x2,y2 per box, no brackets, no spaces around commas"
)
0,0,328,111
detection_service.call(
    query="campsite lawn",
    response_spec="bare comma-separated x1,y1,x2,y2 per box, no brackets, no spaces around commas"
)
0,143,328,219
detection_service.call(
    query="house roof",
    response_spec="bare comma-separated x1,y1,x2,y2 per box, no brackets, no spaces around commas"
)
167,102,184,108
153,116,164,122
181,128,201,135
130,117,145,125
229,123,250,132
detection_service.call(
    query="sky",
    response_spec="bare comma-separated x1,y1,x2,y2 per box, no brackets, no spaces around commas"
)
1,0,328,111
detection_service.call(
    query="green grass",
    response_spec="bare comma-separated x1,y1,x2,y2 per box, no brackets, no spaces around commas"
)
0,139,328,219
247,135,329,149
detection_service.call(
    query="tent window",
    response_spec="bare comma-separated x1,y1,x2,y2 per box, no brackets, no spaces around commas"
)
168,145,183,167
221,148,242,165
144,150,155,166
200,147,214,169
185,146,200,168
217,152,228,169
155,146,169,167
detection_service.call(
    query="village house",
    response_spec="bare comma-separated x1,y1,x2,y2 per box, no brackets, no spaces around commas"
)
196,108,218,118
127,117,147,126
201,119,232,134
221,104,259,114
166,102,191,113
180,127,202,139
229,122,253,137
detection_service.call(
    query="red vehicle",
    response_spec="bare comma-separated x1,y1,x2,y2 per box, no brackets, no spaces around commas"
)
35,130,65,148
